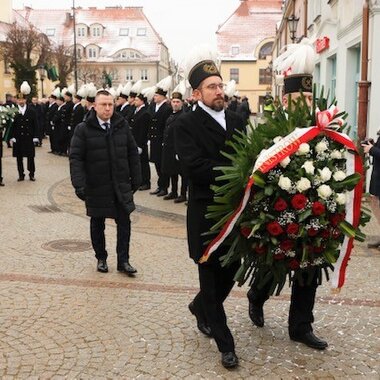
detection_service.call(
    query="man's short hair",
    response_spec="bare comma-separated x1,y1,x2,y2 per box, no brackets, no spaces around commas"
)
95,90,112,98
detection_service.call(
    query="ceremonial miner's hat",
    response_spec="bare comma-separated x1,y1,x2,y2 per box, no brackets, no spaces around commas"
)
171,79,187,101
273,38,316,95
129,80,143,98
17,81,31,99
155,75,172,97
86,83,97,103
141,86,156,103
184,44,222,89
120,82,132,99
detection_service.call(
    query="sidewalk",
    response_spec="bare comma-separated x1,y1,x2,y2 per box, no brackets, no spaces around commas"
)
0,143,379,379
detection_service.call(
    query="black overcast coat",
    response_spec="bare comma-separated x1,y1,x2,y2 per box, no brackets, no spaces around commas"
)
69,111,141,218
174,106,245,261
369,136,380,198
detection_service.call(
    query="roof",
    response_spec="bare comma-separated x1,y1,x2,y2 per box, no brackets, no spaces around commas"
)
15,6,167,63
217,0,282,60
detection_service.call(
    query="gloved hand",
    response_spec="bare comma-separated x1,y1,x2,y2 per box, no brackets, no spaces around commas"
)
33,138,39,143
175,154,179,161
137,147,142,154
10,138,16,146
68,126,71,131
75,187,86,201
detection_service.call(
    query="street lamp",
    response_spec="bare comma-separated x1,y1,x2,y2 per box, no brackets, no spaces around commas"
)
287,14,299,42
37,64,46,97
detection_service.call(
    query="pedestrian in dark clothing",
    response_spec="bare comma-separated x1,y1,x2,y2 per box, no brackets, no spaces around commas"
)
236,96,251,122
70,94,85,141
46,94,59,154
10,94,39,181
30,97,45,146
70,90,141,275
174,52,245,369
162,91,188,202
130,92,151,190
0,129,4,186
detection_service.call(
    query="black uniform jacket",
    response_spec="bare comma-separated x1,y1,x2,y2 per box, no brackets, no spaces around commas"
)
70,111,142,218
369,136,380,197
45,102,58,135
174,106,245,261
70,103,85,131
161,111,183,176
148,101,172,164
10,105,38,158
129,105,151,148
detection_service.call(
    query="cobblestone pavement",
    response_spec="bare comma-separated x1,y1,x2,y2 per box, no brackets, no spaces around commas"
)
0,144,379,379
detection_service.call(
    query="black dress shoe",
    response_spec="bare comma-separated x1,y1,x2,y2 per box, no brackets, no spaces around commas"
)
221,352,239,369
29,175,36,181
156,190,168,197
17,176,25,182
117,261,137,275
97,259,108,273
290,331,328,350
0,181,4,187
163,192,178,200
174,195,187,203
249,301,264,327
188,301,212,337
139,184,151,191
150,188,161,195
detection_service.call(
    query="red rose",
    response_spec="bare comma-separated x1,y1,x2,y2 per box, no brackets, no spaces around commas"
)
307,228,319,236
332,229,341,239
286,223,299,235
320,229,330,239
288,259,300,270
240,226,252,238
274,252,285,260
291,194,308,210
312,201,325,216
255,245,266,255
274,198,288,212
330,213,345,227
313,246,325,254
280,239,294,251
266,221,284,236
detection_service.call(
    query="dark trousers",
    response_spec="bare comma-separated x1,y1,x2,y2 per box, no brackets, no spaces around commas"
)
140,146,151,186
0,156,2,181
154,161,169,190
192,259,239,353
90,205,131,264
247,272,318,336
16,156,35,177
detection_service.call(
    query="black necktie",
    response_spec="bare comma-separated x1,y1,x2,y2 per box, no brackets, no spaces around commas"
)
103,122,111,136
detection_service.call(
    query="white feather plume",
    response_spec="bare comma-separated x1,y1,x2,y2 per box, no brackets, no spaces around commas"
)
86,83,97,98
273,38,316,75
224,80,236,99
122,82,132,96
130,80,143,94
67,84,76,95
182,44,220,79
172,79,187,96
77,85,87,98
108,87,117,99
52,87,61,98
61,87,68,96
116,84,123,96
141,86,156,102
20,81,31,95
156,75,172,92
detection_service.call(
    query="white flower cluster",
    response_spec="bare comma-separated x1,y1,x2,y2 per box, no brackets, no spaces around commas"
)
278,211,296,226
305,218,323,230
312,257,324,266
285,250,296,258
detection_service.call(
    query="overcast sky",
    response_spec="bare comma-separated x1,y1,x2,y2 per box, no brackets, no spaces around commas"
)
12,0,240,63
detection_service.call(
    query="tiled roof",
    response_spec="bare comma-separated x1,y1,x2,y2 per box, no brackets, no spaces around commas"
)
217,0,282,60
15,7,167,62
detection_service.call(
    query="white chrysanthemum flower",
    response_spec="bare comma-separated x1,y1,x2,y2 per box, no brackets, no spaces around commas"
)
296,177,311,192
317,185,333,200
330,150,343,159
318,167,332,182
280,156,291,167
278,175,292,191
302,160,315,175
296,143,310,155
333,170,346,182
315,141,328,153
336,193,347,205
273,136,283,144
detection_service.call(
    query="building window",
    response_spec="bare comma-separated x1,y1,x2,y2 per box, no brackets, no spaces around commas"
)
77,47,83,59
137,28,147,36
230,68,239,84
126,69,133,81
45,28,55,36
140,69,148,81
259,68,272,85
92,26,101,37
119,28,129,36
88,47,97,59
77,27,86,37
327,54,337,100
231,46,240,56
314,62,321,95
259,42,273,59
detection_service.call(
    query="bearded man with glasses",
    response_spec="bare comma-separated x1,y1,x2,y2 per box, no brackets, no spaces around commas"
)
174,50,245,369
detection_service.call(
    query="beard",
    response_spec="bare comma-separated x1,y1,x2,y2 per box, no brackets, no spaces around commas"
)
209,97,224,112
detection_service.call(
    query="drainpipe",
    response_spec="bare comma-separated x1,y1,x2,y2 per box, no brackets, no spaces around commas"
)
357,0,371,144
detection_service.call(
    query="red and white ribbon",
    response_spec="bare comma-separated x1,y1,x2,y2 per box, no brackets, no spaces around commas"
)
200,108,364,289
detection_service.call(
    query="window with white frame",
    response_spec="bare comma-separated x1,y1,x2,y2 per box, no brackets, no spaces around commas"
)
140,69,148,81
327,54,337,100
92,26,102,37
231,46,240,56
119,28,129,36
230,68,239,83
137,28,147,36
126,69,133,81
77,26,86,37
88,46,98,59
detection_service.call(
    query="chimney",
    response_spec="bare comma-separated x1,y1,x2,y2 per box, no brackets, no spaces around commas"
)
65,12,72,26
